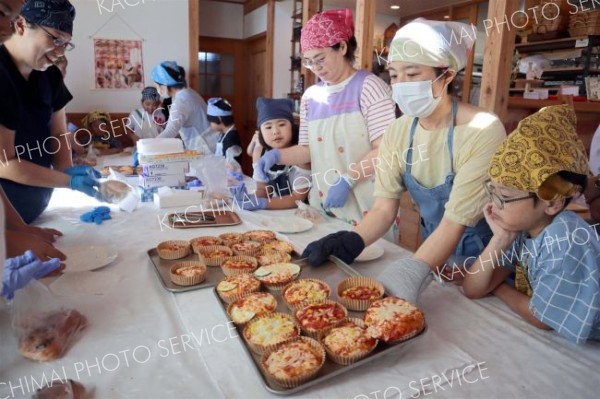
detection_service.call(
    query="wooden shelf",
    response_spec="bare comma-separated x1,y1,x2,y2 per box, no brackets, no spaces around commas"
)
543,67,585,73
516,35,593,53
508,97,600,112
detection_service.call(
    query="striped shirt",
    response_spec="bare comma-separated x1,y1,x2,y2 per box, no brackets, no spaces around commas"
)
299,73,396,145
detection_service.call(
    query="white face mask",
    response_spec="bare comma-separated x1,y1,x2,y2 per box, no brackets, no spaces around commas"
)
391,71,448,118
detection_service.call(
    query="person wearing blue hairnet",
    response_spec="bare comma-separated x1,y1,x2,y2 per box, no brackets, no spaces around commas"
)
152,61,218,154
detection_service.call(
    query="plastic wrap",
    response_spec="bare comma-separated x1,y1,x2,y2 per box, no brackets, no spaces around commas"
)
294,201,325,223
190,155,231,204
11,281,87,362
225,147,244,187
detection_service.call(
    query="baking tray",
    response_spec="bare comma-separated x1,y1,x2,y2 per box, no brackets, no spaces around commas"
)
147,248,303,293
212,256,427,395
167,211,242,229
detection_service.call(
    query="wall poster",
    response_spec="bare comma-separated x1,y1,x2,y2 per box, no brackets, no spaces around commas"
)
94,38,144,89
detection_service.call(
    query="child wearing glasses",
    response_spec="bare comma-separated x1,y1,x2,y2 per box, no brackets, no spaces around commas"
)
461,105,600,344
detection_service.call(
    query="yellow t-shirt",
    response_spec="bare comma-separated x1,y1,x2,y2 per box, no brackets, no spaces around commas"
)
373,111,506,227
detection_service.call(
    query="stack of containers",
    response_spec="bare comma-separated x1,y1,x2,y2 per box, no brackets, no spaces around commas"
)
137,139,199,202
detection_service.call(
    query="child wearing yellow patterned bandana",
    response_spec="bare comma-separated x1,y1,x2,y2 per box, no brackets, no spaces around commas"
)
462,105,600,344
82,110,123,156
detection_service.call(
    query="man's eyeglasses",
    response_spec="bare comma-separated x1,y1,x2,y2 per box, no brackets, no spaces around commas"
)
483,180,535,210
37,24,75,51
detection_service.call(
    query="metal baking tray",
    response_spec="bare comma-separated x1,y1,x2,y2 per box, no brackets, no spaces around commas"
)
167,211,242,229
212,256,427,395
147,248,303,293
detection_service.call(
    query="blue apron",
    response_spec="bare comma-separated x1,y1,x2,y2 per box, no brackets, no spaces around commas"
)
402,100,492,265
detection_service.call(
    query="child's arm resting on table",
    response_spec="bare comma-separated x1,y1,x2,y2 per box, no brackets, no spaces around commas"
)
493,283,551,330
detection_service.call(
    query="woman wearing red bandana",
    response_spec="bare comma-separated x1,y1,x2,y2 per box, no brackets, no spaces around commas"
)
255,9,397,239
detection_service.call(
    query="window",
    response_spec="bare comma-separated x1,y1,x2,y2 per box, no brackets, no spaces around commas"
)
198,52,234,97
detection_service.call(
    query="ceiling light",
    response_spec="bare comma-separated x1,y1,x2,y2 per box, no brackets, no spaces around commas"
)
444,15,450,19
390,5,400,10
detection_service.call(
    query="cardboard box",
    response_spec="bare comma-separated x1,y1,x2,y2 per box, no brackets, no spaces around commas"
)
142,161,189,176
153,188,206,208
139,173,187,189
138,150,199,164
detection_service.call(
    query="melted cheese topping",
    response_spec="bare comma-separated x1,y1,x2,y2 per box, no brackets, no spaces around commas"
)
256,251,291,266
296,304,345,330
245,314,298,346
264,341,321,379
232,242,261,252
341,286,381,300
284,280,329,305
261,241,293,254
230,293,277,324
192,237,221,246
256,263,300,284
244,230,276,241
323,325,376,356
217,274,258,294
174,266,203,277
364,298,424,341
223,260,255,270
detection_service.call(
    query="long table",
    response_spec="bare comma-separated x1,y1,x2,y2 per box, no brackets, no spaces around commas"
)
1,160,599,398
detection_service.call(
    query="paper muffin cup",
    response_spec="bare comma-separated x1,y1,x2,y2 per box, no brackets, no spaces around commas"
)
226,292,278,326
256,250,292,266
261,240,294,254
321,318,378,365
221,256,258,277
282,278,331,312
219,232,244,247
337,276,385,311
197,245,233,267
255,263,302,292
191,236,224,254
169,261,207,286
242,230,276,243
216,275,261,304
243,312,300,355
294,300,348,340
260,336,326,389
156,240,191,260
230,241,262,257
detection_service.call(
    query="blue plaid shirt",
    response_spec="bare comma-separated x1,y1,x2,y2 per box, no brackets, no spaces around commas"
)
500,211,600,344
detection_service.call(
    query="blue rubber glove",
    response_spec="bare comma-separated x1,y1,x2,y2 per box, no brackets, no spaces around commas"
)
254,149,280,182
80,206,111,225
2,250,61,300
230,183,268,211
64,165,101,179
323,177,352,209
70,175,100,198
132,149,139,167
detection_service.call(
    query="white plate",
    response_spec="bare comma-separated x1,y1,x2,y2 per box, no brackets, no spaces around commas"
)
61,245,118,272
355,243,384,262
259,216,314,234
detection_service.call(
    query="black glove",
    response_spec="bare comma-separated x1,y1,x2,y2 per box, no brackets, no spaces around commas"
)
302,231,365,267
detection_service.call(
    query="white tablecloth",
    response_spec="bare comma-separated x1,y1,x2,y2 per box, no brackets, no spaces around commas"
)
1,178,599,398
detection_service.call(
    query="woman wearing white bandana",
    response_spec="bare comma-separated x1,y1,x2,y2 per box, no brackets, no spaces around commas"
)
303,19,507,304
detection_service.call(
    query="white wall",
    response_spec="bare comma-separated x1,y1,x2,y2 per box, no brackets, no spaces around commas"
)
199,0,244,39
273,0,293,98
244,5,267,39
66,0,190,113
